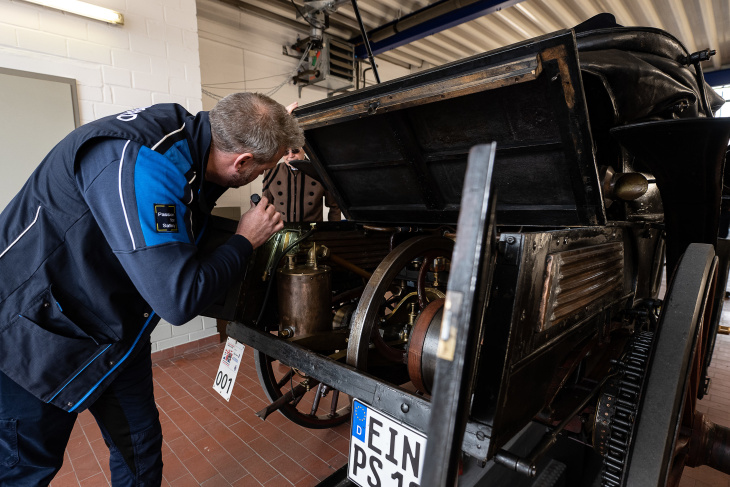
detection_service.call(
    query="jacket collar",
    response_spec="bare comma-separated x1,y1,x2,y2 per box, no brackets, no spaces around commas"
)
187,111,227,214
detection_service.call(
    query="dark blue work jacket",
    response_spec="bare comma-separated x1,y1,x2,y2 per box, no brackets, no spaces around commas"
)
0,104,252,412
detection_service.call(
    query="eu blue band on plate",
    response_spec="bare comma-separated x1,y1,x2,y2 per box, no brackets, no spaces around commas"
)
352,401,367,442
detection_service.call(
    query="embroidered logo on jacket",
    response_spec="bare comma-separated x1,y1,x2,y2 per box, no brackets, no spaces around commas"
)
154,204,178,232
116,107,149,122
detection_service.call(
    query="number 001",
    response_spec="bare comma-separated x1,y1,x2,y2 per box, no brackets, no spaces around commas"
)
216,371,233,394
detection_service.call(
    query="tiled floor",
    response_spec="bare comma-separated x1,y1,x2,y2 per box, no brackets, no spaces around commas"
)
49,343,350,486
48,314,730,486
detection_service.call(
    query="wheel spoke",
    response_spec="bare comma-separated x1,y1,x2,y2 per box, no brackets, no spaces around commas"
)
330,389,341,417
347,236,454,371
309,383,324,415
254,350,351,428
276,369,295,389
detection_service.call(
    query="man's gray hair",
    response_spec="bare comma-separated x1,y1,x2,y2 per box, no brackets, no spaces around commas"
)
209,92,305,164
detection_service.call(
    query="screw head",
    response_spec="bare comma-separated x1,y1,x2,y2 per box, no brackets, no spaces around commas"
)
401,403,409,413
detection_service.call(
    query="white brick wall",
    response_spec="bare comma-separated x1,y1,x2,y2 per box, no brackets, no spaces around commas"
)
151,316,218,352
0,0,201,124
102,64,131,86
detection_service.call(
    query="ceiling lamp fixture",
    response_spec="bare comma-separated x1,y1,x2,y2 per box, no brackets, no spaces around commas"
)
21,0,124,25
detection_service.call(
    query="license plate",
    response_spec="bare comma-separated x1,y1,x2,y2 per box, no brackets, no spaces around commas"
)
348,399,427,487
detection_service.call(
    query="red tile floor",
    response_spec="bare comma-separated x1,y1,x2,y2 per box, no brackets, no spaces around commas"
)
48,315,730,486
49,343,350,486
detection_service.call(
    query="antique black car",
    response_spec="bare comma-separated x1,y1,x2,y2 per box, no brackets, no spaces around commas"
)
203,17,730,487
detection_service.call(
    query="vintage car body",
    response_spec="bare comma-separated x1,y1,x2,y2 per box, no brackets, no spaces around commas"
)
202,19,730,487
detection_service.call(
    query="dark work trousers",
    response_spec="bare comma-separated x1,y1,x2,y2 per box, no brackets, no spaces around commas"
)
0,340,163,486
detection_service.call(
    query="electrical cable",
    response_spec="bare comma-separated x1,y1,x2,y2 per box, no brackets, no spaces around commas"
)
202,42,311,99
202,88,223,100
266,42,312,97
202,73,292,86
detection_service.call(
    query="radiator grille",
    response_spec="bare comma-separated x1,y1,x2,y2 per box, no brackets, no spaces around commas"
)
538,242,624,331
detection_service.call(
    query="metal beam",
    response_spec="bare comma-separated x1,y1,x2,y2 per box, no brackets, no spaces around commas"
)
217,0,359,38
215,0,302,30
226,322,493,462
349,0,527,58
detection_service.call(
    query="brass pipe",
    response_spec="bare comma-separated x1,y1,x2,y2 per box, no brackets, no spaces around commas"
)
362,225,397,232
418,255,433,309
329,253,372,280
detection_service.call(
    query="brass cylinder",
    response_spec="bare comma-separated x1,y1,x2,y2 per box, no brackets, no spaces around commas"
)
613,172,649,201
277,263,332,337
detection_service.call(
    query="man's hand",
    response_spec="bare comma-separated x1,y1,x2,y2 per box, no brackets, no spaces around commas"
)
236,195,283,248
285,102,298,114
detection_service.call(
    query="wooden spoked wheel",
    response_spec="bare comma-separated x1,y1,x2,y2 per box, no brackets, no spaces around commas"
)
254,350,351,429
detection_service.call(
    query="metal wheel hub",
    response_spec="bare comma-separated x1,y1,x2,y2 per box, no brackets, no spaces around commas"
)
407,298,445,394
346,235,454,370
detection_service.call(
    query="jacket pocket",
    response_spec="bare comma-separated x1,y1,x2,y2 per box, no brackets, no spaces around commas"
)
0,419,19,468
0,287,112,403
13,286,116,345
45,285,119,343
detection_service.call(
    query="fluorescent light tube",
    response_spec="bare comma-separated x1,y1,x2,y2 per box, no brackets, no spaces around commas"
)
21,0,124,25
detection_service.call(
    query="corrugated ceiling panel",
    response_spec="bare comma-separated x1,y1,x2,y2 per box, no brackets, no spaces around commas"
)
211,0,729,83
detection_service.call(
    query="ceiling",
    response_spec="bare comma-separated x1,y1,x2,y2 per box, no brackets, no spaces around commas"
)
211,0,730,86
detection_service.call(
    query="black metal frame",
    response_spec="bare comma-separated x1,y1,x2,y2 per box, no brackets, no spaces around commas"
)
420,143,497,485
226,323,493,461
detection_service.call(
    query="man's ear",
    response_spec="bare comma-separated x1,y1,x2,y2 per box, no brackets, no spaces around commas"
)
233,153,255,172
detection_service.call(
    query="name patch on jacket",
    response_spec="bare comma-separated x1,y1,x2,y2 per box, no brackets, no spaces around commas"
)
154,204,178,232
